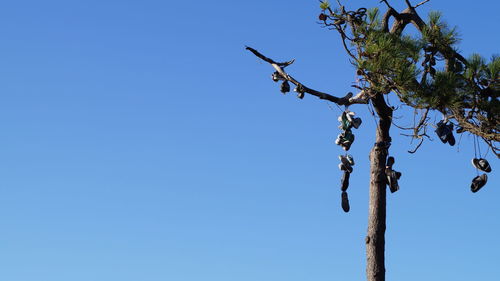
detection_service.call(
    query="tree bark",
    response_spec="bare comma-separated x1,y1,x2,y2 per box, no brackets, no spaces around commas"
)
366,94,392,281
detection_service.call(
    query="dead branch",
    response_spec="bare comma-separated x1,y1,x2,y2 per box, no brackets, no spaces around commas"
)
408,138,424,153
246,46,368,106
414,0,431,9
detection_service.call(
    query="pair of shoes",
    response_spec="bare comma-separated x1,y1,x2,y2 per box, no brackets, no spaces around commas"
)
339,155,355,191
386,169,401,193
335,130,355,151
341,191,350,212
471,174,488,193
338,111,362,130
435,121,456,146
385,156,402,193
472,158,492,173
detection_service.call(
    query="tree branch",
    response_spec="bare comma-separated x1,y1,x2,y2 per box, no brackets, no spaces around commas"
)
414,0,431,9
246,46,368,105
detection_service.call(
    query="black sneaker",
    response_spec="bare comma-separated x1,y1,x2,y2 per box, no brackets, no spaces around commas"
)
346,154,355,166
341,191,350,212
447,132,456,146
341,171,350,192
351,117,362,129
445,123,455,146
338,163,353,174
342,141,353,151
386,156,395,168
435,121,448,143
472,158,492,173
386,168,400,193
471,174,488,193
339,155,354,168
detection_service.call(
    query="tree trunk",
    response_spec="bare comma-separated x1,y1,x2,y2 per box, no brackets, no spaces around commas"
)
366,94,392,281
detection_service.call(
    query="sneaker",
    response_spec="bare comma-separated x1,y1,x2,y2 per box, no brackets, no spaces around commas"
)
341,171,350,191
345,111,355,122
471,174,488,193
445,123,455,146
335,134,342,145
386,168,400,193
280,81,290,93
341,191,350,212
435,121,449,143
345,111,362,129
472,158,492,173
339,155,354,167
346,154,355,166
339,112,352,130
338,162,353,173
447,132,456,146
343,130,355,143
351,117,362,129
386,156,395,168
342,141,352,151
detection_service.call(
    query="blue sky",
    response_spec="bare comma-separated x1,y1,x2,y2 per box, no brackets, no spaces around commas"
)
0,1,498,281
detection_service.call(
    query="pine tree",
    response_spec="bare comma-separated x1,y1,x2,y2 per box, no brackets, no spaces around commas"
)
247,1,498,281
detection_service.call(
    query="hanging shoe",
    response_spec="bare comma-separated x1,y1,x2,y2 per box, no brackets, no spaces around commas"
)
447,132,456,146
341,171,350,191
338,112,350,130
342,142,352,151
341,191,350,212
435,121,451,144
280,81,290,93
386,156,395,168
335,133,343,145
345,111,355,122
471,174,488,193
386,168,400,193
339,155,354,168
338,162,353,173
445,123,455,146
351,117,362,129
343,129,355,143
472,158,492,173
435,121,456,146
345,111,362,129
346,154,355,166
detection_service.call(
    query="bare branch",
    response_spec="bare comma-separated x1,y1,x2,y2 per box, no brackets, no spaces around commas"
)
404,0,414,9
245,46,295,67
348,90,369,104
379,0,393,10
408,138,424,153
414,0,431,8
246,46,367,105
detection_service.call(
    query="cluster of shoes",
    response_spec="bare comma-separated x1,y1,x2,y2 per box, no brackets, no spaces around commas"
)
385,156,402,193
435,120,456,146
471,158,492,193
335,111,362,151
339,154,355,212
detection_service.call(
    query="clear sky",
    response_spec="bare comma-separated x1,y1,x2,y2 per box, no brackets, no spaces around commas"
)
0,1,498,281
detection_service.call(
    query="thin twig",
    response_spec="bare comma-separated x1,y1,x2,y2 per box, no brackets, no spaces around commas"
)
408,138,424,153
414,0,430,9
